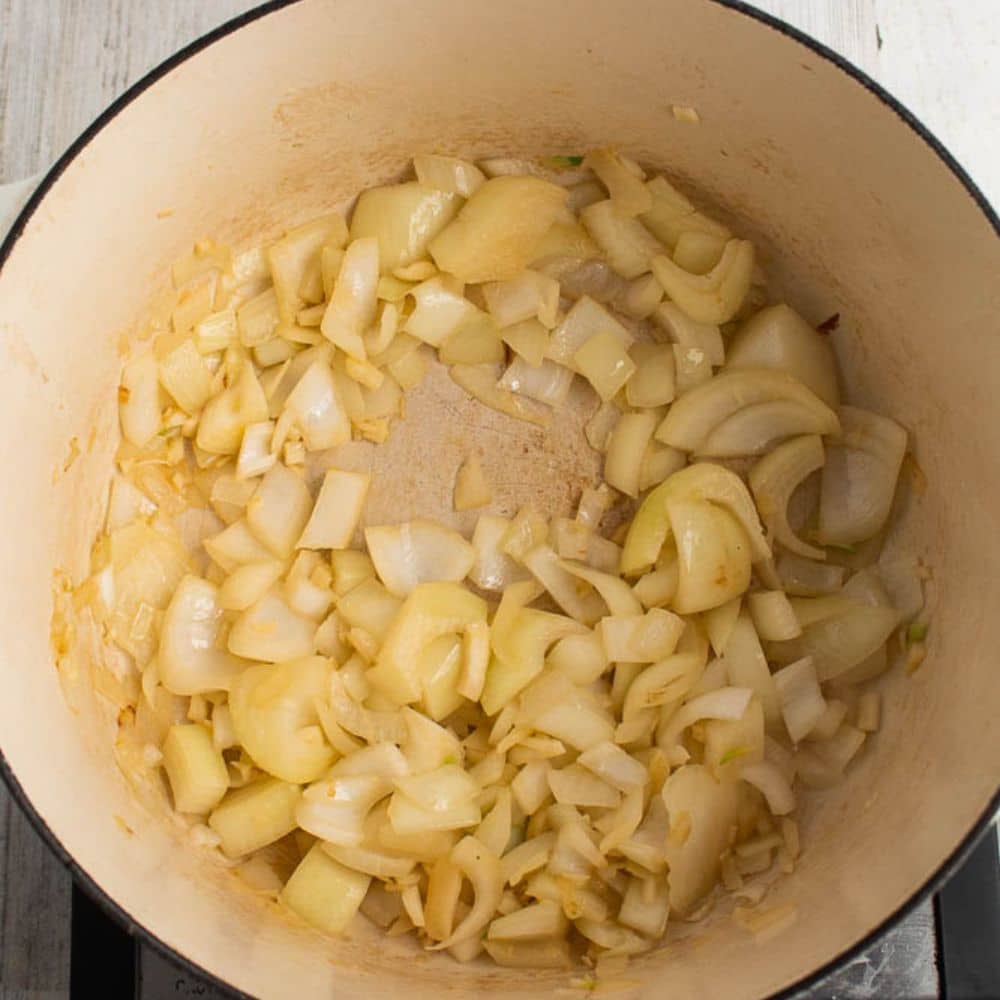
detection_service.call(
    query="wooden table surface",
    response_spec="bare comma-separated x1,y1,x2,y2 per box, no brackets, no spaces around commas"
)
0,2,996,997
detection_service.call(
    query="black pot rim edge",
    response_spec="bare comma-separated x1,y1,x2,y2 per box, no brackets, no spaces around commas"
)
0,1,997,997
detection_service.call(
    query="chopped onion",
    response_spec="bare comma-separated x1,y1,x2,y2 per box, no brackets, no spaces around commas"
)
498,357,573,406
585,149,652,216
650,240,754,325
449,364,551,427
120,351,163,448
365,519,475,597
217,560,284,612
298,468,370,550
469,515,528,590
573,331,637,402
414,154,485,197
319,237,379,359
626,342,676,408
229,656,334,783
404,275,478,347
599,608,686,662
584,400,621,453
773,656,826,743
654,301,725,367
748,590,801,641
727,304,840,408
453,453,492,511
604,412,658,497
818,406,907,546
246,462,312,558
621,462,770,576
483,270,560,329
777,552,845,596
227,588,316,661
548,296,633,368
623,652,704,722
438,310,506,365
749,434,825,559
641,175,731,251
278,359,351,452
741,761,796,816
720,611,780,728
560,560,643,616
196,360,269,455
521,545,606,625
580,200,664,279
548,763,619,808
429,176,568,284
656,368,840,455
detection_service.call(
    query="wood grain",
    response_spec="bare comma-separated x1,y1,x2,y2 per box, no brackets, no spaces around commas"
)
0,1,990,996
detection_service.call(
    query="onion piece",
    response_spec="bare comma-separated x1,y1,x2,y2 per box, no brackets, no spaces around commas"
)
584,400,621,453
656,368,840,454
246,462,312,558
669,498,752,614
653,301,725,367
626,343,676,408
585,149,652,216
296,773,391,845
748,590,802,641
741,761,796,816
650,240,754,325
726,304,840,408
720,610,781,729
604,412,658,497
120,351,163,447
428,836,503,949
229,656,334,783
547,295,633,368
298,469,370,550
548,764,619,808
365,519,475,597
158,575,248,694
580,200,664,279
621,462,770,576
521,545,607,625
414,154,486,197
196,360,269,455
623,652,704,722
547,631,609,686
404,275,478,347
469,515,528,591
773,656,826,742
573,331,637,402
559,560,643,616
439,311,506,365
449,364,551,427
228,588,316,662
749,434,826,559
350,182,460,272
483,270,560,329
577,741,648,791
429,176,568,284
497,357,574,407
818,406,908,546
369,582,488,705
660,764,743,913
641,175,731,251
320,237,379,359
777,552,845,596
278,359,351,452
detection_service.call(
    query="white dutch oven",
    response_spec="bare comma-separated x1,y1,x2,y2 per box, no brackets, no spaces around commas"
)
0,1,997,997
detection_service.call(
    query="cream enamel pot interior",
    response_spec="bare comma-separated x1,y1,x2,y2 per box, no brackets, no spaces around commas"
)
0,1,998,997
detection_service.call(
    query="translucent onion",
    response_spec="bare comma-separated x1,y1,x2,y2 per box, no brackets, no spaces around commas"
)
748,590,802,641
483,270,560,329
641,175,731,251
623,652,703,722
229,656,334,783
449,364,551,427
599,608,686,663
520,545,607,625
656,368,840,455
320,237,379,359
548,764,619,808
296,774,390,845
119,351,162,448
365,519,476,597
726,304,840,408
404,275,478,347
626,343,676,408
818,406,908,546
298,468,370,550
469,515,528,590
650,240,754,325
196,361,269,455
720,611,781,728
429,176,568,284
660,763,743,912
277,360,351,452
604,412,658,497
653,301,725,367
158,575,248,695
773,656,826,742
585,149,652,216
621,462,770,576
741,761,796,816
777,553,845,596
749,434,826,559
246,462,312,558
228,588,316,662
547,296,633,368
559,560,643,616
427,836,503,949
438,311,506,365
414,154,486,197
580,199,664,279
497,357,574,406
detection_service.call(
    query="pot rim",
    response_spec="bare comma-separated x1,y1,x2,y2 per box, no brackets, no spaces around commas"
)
0,1,996,996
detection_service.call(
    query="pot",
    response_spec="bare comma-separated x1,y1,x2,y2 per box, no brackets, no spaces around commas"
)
0,1,997,997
